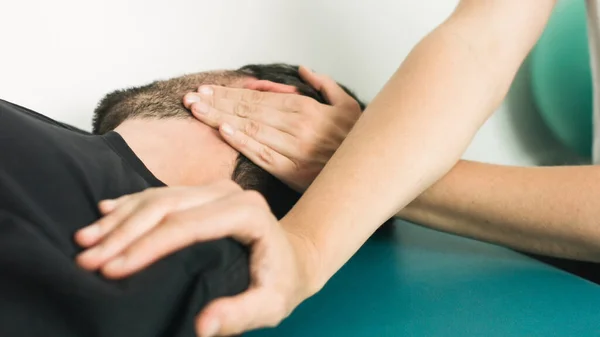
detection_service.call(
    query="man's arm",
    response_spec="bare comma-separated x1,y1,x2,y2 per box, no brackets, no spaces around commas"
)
398,160,600,262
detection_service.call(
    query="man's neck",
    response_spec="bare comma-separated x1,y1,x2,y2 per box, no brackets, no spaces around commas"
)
114,118,238,186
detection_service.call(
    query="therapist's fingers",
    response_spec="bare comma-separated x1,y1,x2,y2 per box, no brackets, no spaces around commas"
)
189,98,296,135
218,123,299,181
75,197,140,248
298,66,359,109
244,80,299,94
77,202,169,270
196,288,285,337
99,191,271,279
97,196,129,214
190,103,300,159
184,86,311,113
76,183,240,270
218,122,296,168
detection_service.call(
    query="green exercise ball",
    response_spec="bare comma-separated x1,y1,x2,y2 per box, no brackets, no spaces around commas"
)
530,0,593,158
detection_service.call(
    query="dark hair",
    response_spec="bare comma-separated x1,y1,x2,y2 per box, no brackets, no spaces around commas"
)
92,63,366,219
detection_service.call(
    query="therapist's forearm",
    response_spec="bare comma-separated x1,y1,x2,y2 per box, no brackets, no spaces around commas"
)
282,0,556,291
399,161,600,262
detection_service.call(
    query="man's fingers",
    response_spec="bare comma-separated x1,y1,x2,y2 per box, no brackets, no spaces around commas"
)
196,289,286,337
298,65,354,107
99,191,272,279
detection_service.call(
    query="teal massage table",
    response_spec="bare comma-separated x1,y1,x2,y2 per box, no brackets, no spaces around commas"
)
248,220,600,336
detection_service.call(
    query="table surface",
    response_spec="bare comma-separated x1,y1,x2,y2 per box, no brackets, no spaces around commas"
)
248,220,600,337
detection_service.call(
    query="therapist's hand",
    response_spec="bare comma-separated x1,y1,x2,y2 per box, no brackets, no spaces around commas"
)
74,181,321,337
183,66,362,192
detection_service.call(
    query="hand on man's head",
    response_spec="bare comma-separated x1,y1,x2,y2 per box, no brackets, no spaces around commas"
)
183,66,364,192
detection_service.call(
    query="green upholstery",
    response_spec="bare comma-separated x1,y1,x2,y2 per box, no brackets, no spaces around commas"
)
248,220,600,336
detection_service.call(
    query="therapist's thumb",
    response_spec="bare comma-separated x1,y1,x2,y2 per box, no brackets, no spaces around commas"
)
299,65,353,107
196,288,286,337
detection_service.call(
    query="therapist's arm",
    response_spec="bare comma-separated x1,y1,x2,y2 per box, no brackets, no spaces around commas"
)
399,161,600,262
282,0,557,289
78,1,562,334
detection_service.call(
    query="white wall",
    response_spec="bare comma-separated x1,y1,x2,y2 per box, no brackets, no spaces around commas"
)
0,0,570,166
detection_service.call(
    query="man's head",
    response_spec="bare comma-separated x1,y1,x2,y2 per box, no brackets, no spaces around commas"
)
93,63,365,218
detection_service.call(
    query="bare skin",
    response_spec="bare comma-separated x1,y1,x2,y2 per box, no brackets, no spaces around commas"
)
77,1,566,336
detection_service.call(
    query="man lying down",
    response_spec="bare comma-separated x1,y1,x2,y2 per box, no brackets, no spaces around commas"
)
0,63,365,337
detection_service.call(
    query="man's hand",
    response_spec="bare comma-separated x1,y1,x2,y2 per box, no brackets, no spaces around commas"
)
182,66,362,192
74,181,320,337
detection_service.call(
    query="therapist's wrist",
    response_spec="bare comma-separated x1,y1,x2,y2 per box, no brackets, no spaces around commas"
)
281,216,327,298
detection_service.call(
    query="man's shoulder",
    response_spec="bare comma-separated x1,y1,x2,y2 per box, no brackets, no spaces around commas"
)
0,99,91,135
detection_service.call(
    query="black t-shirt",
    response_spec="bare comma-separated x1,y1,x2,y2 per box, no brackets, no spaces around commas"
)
0,99,249,337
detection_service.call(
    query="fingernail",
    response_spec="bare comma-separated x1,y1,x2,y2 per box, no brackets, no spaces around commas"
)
199,86,213,96
185,94,201,104
221,123,235,136
104,256,125,271
99,199,116,210
302,65,314,73
78,247,100,262
194,102,210,115
203,319,220,337
80,224,101,239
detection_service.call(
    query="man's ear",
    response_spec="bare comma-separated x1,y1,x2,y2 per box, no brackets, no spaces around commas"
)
244,80,299,94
